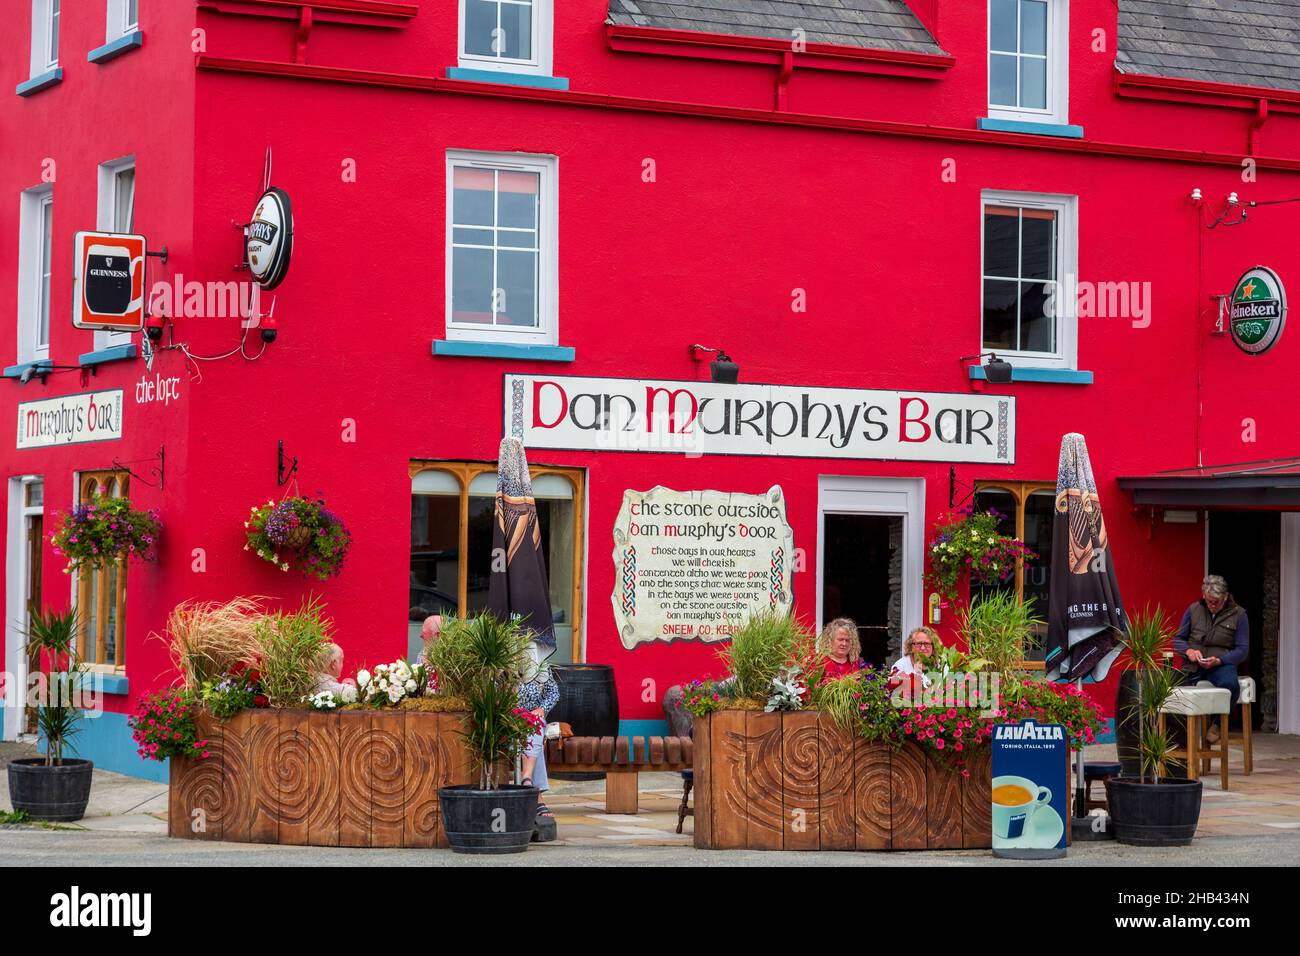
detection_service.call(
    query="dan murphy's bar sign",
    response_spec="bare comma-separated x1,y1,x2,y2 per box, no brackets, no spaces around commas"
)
17,389,124,449
506,375,1015,463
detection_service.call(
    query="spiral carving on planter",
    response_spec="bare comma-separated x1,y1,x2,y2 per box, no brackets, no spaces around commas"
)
370,717,405,833
276,724,311,829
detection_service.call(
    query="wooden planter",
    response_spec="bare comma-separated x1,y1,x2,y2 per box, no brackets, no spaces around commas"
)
168,709,473,848
694,710,992,851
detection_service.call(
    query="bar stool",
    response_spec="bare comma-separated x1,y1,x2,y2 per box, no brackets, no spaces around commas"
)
1158,686,1230,790
1084,762,1122,811
1194,676,1255,774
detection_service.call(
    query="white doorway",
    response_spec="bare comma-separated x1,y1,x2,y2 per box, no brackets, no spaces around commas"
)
816,477,924,668
4,476,44,742
1280,514,1300,735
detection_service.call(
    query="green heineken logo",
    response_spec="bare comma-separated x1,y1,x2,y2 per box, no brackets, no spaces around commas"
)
1229,266,1286,355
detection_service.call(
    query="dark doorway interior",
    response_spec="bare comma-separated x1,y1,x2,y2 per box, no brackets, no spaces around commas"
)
822,513,903,669
1206,511,1279,731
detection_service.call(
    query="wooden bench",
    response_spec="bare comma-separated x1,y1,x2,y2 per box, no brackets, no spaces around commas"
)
544,735,692,814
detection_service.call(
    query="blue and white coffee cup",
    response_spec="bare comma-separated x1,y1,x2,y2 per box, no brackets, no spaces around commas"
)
992,775,1052,840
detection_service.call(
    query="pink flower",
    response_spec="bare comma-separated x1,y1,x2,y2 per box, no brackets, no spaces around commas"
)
935,738,945,749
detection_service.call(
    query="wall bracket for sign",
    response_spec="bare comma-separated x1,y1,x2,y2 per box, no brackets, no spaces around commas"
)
146,246,169,265
277,440,299,487
111,445,165,492
948,466,978,511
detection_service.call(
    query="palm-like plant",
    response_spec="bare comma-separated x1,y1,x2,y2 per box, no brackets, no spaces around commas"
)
454,613,537,790
1122,606,1181,784
24,607,84,767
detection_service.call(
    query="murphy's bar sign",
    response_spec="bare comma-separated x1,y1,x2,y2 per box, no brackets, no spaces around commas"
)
505,375,1015,464
17,389,125,450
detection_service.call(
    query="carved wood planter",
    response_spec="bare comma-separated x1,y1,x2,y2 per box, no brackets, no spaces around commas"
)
168,709,473,848
694,710,992,851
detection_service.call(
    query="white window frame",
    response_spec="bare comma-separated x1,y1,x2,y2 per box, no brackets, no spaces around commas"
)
94,157,138,350
987,0,1069,126
457,0,553,76
17,185,54,365
979,189,1078,370
30,0,60,75
444,149,559,346
107,0,139,42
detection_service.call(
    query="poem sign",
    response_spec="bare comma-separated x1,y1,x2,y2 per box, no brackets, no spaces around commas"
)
611,485,795,650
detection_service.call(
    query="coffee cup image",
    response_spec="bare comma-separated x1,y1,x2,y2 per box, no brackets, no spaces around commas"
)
85,244,144,317
991,775,1052,840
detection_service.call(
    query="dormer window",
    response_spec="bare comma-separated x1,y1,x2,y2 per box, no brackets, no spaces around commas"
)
988,0,1068,125
459,0,553,78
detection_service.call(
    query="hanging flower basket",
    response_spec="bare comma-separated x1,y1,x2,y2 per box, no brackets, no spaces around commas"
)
49,493,161,574
245,495,351,581
925,507,1036,603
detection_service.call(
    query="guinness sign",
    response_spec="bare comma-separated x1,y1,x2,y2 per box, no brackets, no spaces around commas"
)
246,187,293,290
1229,265,1286,355
73,231,147,332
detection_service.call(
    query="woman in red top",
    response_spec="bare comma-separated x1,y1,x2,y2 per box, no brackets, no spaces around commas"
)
818,617,863,681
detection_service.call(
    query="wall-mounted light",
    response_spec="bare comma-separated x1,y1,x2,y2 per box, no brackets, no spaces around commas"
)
18,363,89,386
959,351,1014,384
690,344,739,384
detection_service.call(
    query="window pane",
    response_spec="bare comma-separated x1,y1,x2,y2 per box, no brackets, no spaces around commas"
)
983,206,1019,278
537,495,574,664
1022,491,1055,647
990,0,1018,53
497,229,536,250
1020,57,1047,110
465,495,496,614
497,173,538,228
982,279,1019,350
453,226,494,246
115,168,135,233
409,493,461,622
971,489,1017,605
49,1,60,64
25,481,43,508
990,53,1018,107
498,0,533,60
452,247,493,323
127,0,139,28
496,250,538,327
464,0,499,57
39,200,52,346
105,563,119,664
1019,282,1056,352
452,166,494,225
1020,208,1056,280
1021,1,1048,55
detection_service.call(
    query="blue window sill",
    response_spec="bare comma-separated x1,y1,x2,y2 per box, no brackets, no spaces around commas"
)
445,67,569,91
89,31,144,64
969,366,1093,385
3,359,53,379
978,117,1084,139
89,673,129,695
16,68,63,97
433,340,574,362
79,343,137,366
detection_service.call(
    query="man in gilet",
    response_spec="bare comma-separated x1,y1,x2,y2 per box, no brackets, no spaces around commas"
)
1174,575,1249,736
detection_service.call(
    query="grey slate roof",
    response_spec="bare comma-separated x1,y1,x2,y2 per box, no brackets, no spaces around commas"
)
1116,0,1300,94
607,0,944,55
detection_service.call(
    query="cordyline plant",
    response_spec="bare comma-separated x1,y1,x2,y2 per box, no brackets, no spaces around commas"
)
50,493,160,574
446,614,540,790
1119,606,1182,784
24,607,85,767
926,507,1036,603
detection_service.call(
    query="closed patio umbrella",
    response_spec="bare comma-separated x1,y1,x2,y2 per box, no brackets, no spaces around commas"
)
488,436,557,657
1045,433,1128,827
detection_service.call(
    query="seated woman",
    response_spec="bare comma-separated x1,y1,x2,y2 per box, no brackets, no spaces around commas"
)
517,641,560,823
314,642,357,698
890,626,941,691
818,617,863,681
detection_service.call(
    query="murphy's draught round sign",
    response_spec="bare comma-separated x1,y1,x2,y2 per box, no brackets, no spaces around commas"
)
1229,265,1286,355
246,187,292,290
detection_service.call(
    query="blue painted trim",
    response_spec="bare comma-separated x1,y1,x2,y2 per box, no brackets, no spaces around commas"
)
445,67,569,90
3,359,53,379
39,709,168,783
88,672,130,695
618,719,670,738
433,339,575,362
968,366,1094,384
16,68,63,96
88,31,144,64
978,117,1084,139
78,343,137,366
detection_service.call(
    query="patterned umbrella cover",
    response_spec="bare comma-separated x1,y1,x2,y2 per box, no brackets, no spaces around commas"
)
488,437,557,659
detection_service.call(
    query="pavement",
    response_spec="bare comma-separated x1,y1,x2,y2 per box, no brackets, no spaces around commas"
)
2,736,1299,866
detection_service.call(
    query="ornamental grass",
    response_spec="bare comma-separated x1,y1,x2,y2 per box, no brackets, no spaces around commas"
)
155,597,266,691
255,596,335,708
718,608,817,703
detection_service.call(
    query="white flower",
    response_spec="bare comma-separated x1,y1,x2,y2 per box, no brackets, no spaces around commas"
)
357,669,371,688
404,679,416,693
386,686,403,704
340,683,357,703
281,563,290,572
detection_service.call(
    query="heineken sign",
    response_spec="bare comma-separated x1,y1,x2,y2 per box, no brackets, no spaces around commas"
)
1229,266,1286,355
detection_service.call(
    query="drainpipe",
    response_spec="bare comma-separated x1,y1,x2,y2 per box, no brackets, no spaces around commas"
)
775,51,794,112
295,7,313,65
1249,98,1268,156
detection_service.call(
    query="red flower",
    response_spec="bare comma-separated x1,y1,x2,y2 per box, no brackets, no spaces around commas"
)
254,695,269,708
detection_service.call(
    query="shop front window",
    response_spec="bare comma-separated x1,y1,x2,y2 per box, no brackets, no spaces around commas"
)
76,470,130,671
410,461,583,663
973,481,1055,663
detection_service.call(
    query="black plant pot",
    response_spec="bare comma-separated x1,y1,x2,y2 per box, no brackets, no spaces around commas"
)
1114,671,1142,778
1105,776,1203,847
7,758,94,822
438,784,540,854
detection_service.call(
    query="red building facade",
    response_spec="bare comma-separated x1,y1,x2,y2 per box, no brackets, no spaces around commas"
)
4,0,1300,779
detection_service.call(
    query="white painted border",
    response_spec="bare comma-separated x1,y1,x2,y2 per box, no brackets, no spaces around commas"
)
95,156,137,350
4,477,43,741
987,0,1069,125
1280,514,1300,734
816,476,925,658
457,0,553,76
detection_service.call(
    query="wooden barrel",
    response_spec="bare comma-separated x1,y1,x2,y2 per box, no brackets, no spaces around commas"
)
549,664,619,780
